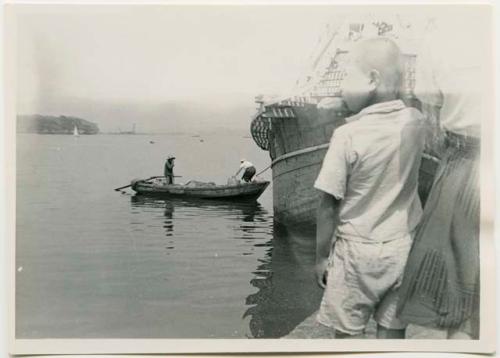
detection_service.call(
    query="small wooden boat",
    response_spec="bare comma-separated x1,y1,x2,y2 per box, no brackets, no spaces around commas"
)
131,178,270,200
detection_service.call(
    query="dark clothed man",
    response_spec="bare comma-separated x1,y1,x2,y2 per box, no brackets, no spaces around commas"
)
164,156,175,184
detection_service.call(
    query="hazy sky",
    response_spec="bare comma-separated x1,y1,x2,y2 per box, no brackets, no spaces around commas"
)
14,4,489,132
16,5,337,114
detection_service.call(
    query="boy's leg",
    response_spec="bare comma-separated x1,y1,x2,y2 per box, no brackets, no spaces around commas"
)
312,321,365,339
373,236,414,339
312,321,336,339
374,290,408,339
316,239,375,337
335,330,365,339
376,325,405,339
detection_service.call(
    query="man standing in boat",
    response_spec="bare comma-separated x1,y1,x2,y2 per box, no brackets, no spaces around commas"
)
235,159,256,183
164,155,175,184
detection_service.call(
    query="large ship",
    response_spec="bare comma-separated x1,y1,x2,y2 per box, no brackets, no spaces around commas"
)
250,15,439,230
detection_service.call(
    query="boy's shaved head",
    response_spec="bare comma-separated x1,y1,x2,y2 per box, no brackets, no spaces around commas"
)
351,37,403,90
341,37,404,113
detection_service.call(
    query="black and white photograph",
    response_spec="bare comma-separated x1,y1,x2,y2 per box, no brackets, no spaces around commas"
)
4,2,496,355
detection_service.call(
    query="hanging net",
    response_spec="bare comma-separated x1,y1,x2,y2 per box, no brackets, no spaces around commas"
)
250,113,272,151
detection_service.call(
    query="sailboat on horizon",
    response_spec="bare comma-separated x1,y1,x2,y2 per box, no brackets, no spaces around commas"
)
73,125,80,137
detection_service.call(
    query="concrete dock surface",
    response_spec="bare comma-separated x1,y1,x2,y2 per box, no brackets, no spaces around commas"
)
284,311,448,339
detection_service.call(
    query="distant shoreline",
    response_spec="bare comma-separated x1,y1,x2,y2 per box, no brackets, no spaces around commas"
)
17,114,99,135
18,131,250,137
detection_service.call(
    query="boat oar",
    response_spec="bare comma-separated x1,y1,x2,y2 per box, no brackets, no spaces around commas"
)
114,176,163,191
114,175,183,191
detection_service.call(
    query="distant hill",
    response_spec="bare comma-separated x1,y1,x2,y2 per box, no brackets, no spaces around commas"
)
17,115,99,134
19,95,259,135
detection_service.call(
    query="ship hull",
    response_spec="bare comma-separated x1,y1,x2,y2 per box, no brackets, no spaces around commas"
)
272,144,326,230
254,102,439,231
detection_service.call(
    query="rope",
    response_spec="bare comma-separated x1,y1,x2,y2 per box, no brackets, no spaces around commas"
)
256,164,271,176
271,143,330,166
270,144,440,168
255,145,439,179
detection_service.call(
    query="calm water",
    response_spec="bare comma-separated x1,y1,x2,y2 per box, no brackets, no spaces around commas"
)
16,133,322,338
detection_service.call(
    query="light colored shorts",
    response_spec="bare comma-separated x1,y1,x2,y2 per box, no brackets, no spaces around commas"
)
316,234,413,335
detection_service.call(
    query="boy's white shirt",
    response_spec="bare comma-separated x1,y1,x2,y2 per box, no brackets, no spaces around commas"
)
314,100,426,242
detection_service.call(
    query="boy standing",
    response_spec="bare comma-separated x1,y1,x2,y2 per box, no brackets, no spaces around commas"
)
314,37,426,339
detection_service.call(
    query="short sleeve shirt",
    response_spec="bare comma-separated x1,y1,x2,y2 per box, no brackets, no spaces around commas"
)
314,100,426,242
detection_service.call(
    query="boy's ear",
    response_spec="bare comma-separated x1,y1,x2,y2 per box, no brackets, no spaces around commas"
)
368,69,381,91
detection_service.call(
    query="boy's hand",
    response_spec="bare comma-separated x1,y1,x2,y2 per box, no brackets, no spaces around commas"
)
315,258,329,289
392,272,404,291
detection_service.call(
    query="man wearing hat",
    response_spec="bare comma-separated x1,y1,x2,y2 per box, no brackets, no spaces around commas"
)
164,155,176,184
235,159,256,183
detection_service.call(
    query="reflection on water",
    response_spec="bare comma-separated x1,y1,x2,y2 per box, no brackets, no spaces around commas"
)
130,195,323,338
18,133,322,339
243,224,323,338
130,195,268,250
164,201,174,238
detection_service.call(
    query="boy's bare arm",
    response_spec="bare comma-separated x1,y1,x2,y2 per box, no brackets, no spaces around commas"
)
315,191,341,288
